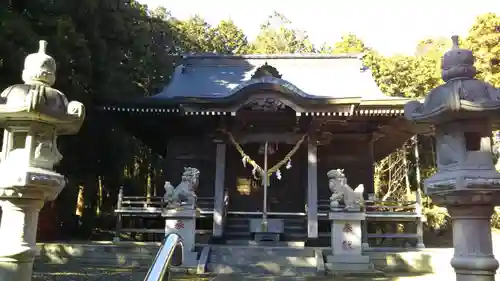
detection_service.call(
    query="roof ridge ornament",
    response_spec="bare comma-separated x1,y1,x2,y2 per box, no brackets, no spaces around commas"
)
441,35,476,82
251,62,282,79
22,40,57,86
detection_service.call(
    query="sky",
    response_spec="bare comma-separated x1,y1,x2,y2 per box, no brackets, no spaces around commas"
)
139,0,499,55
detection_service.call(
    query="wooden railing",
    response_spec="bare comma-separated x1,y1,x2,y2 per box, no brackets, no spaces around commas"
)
317,190,425,248
114,186,216,241
364,190,425,248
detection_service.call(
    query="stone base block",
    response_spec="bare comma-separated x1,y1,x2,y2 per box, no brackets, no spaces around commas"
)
249,218,284,233
182,251,198,267
326,255,376,273
254,233,280,242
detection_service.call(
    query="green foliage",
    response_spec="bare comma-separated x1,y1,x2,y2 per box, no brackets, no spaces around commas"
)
0,0,182,239
423,206,450,230
362,51,443,98
171,15,250,54
210,20,251,54
465,13,500,87
491,210,500,229
1,5,497,239
319,33,367,54
251,11,315,54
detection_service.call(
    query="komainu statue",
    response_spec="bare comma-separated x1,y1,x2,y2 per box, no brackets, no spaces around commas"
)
164,167,200,208
327,169,364,211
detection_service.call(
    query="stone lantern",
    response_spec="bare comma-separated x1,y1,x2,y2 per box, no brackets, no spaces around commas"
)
404,36,500,281
0,40,85,281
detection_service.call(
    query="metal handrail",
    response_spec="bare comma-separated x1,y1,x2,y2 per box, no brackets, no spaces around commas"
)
143,233,184,281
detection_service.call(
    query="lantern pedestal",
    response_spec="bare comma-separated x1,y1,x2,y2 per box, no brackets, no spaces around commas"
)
0,197,44,281
432,192,500,281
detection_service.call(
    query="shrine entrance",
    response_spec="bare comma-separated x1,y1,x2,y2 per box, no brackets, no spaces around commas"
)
225,142,307,215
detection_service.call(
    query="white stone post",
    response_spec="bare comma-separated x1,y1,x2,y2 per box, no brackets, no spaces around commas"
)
163,209,197,267
307,141,318,239
327,212,374,273
162,167,200,267
212,142,226,238
404,36,500,281
0,40,85,281
325,169,376,275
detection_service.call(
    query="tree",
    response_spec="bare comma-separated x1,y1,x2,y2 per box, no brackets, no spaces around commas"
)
0,0,183,239
251,11,314,54
320,33,367,54
363,50,441,98
170,15,213,53
465,13,500,87
210,19,250,54
171,15,250,54
415,37,451,58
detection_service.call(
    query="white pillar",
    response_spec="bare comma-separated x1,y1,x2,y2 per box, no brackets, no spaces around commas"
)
0,199,44,281
307,141,318,238
212,142,226,237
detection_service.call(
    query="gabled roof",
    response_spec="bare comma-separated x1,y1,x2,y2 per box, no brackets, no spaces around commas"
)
150,53,394,101
96,53,413,117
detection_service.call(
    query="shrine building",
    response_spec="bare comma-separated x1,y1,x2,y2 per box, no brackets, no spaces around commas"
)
97,54,416,244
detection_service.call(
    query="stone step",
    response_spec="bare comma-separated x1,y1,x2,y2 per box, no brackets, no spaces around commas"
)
208,263,318,276
224,240,306,247
207,245,318,275
212,275,321,281
211,246,315,256
285,232,309,237
285,225,307,231
223,231,253,237
225,224,249,229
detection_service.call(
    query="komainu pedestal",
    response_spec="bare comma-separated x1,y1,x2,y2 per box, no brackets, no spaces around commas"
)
163,208,197,267
0,40,85,281
162,167,200,267
326,212,375,274
325,169,377,275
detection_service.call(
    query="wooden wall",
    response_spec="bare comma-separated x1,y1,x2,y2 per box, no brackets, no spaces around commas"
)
163,137,216,198
162,135,374,208
224,143,308,213
317,138,374,200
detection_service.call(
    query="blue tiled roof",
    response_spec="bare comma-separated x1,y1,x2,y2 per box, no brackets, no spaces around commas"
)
150,54,397,101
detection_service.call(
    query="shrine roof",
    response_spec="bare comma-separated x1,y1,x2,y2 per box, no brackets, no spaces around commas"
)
96,54,415,117
149,53,398,102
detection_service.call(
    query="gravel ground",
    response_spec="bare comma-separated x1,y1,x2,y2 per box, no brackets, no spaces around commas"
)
30,231,500,281
32,269,143,281
32,266,210,281
28,269,470,281
29,265,500,281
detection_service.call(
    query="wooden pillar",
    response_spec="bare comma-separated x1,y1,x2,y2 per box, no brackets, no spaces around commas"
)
366,135,376,197
307,141,318,239
363,134,377,248
212,142,227,237
114,186,123,242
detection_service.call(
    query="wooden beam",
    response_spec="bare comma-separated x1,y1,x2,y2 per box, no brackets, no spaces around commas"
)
234,133,304,144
